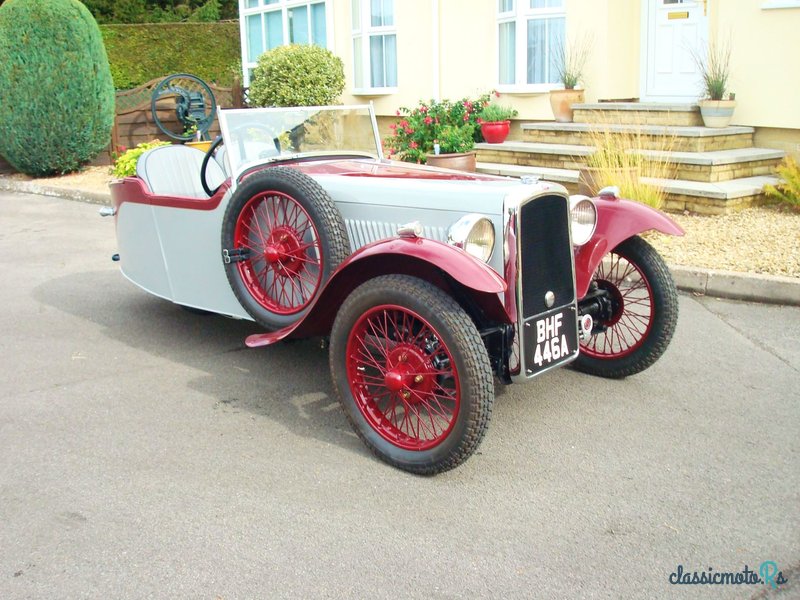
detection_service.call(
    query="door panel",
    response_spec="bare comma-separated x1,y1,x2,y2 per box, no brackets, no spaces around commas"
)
642,0,708,101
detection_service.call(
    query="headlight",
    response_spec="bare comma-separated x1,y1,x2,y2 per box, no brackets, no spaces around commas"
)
569,195,597,246
447,214,495,262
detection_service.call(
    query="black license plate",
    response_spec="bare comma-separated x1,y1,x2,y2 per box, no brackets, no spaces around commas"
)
522,305,579,376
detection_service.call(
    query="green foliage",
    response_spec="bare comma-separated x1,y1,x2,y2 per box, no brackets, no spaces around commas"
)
692,37,732,101
248,44,345,108
112,139,170,177
101,22,241,89
554,35,592,89
0,0,116,175
384,93,492,163
478,102,518,123
81,0,237,23
584,122,676,209
187,0,219,21
765,157,800,208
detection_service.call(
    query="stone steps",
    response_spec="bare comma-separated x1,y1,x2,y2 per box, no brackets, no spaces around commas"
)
475,142,784,183
481,102,784,214
636,147,785,182
476,160,780,214
572,102,703,127
521,122,755,152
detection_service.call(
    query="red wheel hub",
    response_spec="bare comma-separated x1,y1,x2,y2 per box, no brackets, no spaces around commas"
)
345,306,460,451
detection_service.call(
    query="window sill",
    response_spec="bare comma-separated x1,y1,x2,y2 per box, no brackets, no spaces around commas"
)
496,83,565,95
351,88,398,96
762,0,800,8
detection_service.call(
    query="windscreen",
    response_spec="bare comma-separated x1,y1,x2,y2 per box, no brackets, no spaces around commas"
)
219,105,380,178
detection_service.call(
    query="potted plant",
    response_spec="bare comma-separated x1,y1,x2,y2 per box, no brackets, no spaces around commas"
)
549,36,591,123
693,38,736,128
478,103,518,144
384,93,492,172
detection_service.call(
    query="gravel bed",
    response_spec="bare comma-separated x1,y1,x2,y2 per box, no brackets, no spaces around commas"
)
5,168,799,279
645,206,800,279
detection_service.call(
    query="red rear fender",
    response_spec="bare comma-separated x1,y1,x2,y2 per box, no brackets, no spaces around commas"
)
246,238,510,347
575,197,684,298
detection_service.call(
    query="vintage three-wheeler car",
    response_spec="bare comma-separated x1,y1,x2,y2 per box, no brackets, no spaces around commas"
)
105,105,683,474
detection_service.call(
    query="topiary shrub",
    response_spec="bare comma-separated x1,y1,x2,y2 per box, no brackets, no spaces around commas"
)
0,0,116,175
248,44,345,107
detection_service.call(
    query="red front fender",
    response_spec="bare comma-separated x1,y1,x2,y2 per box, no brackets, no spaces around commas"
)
246,237,509,347
575,197,684,298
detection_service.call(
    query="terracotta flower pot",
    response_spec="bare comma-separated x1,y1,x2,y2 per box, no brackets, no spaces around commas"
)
480,120,511,144
699,99,736,128
425,151,477,172
549,88,585,123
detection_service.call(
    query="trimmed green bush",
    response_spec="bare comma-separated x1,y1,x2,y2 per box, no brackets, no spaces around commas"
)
249,44,344,107
100,22,241,89
0,0,115,175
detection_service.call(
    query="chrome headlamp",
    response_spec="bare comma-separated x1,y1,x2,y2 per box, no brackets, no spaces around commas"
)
447,214,495,262
568,195,597,246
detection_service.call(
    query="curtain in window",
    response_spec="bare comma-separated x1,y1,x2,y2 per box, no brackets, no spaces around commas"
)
526,16,563,84
289,6,309,44
266,10,283,50
499,22,515,85
311,3,327,45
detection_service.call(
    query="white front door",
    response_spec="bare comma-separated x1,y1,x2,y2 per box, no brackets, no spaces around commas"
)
641,0,708,102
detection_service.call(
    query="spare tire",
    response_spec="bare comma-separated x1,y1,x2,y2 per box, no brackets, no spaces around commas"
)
221,167,350,330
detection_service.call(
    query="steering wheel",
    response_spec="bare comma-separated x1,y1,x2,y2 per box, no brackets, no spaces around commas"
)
200,135,225,197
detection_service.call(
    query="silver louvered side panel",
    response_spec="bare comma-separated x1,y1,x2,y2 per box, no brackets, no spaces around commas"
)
345,219,448,252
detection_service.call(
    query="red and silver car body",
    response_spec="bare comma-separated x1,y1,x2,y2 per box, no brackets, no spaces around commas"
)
106,104,684,473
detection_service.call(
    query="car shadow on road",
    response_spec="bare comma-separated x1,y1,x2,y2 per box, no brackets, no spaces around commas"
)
33,269,370,459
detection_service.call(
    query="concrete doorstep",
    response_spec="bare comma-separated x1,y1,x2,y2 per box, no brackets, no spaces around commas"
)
1,175,798,307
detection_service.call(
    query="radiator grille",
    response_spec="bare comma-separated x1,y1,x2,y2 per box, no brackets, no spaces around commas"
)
519,195,575,318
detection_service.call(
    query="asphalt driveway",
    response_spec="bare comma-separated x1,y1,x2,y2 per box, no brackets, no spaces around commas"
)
0,191,798,599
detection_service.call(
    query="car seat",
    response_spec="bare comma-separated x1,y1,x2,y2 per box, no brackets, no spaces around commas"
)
136,145,226,198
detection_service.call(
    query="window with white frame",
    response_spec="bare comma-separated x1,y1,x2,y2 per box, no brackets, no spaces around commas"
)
497,0,566,89
241,0,330,85
352,0,398,92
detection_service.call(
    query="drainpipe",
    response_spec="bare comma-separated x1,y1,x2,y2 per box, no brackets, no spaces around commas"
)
432,0,440,101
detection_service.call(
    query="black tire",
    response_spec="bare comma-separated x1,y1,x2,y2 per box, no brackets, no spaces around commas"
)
574,235,678,378
329,275,494,475
221,168,350,330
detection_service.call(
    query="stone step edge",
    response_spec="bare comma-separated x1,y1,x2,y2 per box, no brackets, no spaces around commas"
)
573,102,700,112
521,122,754,137
475,141,595,156
477,162,580,183
476,162,779,200
476,142,785,167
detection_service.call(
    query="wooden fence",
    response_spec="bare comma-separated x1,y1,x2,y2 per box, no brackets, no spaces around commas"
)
111,77,245,154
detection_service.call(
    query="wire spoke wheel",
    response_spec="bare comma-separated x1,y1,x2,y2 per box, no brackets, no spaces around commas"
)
221,168,350,331
234,190,323,315
580,251,654,359
330,275,494,475
574,236,678,379
346,305,460,451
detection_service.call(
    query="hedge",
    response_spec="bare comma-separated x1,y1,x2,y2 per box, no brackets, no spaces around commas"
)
101,21,241,89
